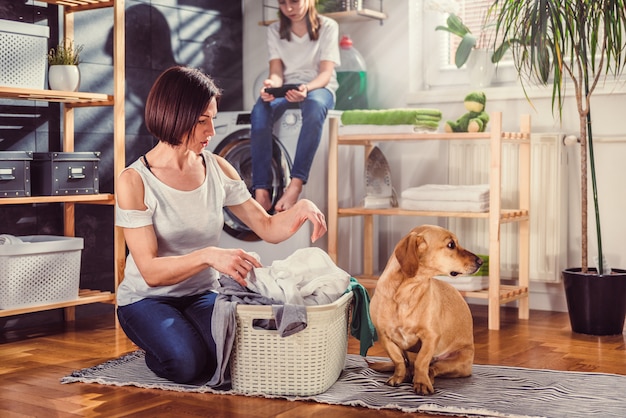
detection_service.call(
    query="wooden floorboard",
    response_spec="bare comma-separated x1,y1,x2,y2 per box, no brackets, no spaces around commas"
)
1,304,625,417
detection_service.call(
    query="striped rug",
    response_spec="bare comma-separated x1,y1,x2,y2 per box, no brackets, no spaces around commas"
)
62,352,626,418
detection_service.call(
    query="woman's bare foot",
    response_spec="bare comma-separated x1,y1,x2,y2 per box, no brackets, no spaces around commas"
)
254,189,273,212
275,179,303,212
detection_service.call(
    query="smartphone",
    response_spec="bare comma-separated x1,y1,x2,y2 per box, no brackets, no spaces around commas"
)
264,84,300,97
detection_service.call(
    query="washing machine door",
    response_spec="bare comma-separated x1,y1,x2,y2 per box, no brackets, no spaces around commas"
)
212,128,291,241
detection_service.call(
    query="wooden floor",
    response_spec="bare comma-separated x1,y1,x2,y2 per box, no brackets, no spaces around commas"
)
1,304,625,418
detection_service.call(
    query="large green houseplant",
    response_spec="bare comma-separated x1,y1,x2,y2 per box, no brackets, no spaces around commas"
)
488,0,626,335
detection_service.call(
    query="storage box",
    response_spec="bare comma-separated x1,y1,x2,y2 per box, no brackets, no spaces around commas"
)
0,151,32,197
0,235,83,309
0,20,50,89
230,291,353,396
31,152,100,196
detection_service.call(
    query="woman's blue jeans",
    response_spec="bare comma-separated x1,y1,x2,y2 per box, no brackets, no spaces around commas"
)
116,291,218,384
250,88,334,191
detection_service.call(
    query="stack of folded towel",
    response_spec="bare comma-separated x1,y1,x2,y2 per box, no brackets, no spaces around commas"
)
341,108,442,131
400,184,490,212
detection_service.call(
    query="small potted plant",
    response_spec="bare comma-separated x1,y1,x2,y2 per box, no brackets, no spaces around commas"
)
47,40,84,91
435,13,503,87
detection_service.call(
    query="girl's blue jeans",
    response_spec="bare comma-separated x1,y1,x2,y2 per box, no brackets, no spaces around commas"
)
117,291,218,384
250,87,334,191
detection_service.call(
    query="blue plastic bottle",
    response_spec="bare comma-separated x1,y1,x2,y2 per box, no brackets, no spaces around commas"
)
335,35,368,110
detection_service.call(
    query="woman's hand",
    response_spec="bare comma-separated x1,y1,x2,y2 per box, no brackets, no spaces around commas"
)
207,247,262,287
287,199,327,243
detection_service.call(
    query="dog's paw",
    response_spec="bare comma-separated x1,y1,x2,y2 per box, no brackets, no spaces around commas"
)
386,374,408,387
413,379,435,395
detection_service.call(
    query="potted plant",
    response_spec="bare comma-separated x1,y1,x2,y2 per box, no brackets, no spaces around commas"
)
489,0,626,335
435,13,500,87
47,39,83,91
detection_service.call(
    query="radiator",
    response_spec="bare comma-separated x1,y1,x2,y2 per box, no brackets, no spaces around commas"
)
447,133,568,282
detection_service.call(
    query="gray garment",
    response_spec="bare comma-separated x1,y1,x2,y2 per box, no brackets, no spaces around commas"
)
208,276,307,387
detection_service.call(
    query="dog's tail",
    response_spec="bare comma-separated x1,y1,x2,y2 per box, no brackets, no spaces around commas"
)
366,359,395,372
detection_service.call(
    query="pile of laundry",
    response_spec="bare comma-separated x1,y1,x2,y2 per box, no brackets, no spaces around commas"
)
400,184,490,212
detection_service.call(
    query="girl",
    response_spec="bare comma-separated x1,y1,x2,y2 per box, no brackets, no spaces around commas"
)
251,0,340,212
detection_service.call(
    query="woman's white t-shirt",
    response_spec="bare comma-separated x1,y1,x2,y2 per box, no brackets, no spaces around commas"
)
115,150,251,306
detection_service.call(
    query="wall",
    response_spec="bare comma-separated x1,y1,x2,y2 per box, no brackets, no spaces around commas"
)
243,1,626,312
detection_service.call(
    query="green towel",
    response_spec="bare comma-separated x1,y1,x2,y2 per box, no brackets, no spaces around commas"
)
347,277,378,356
341,108,442,126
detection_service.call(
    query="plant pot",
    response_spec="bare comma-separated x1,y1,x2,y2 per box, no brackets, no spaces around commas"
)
466,49,495,88
48,65,80,92
562,267,626,336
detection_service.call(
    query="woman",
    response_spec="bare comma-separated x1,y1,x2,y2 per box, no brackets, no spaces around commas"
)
251,0,340,212
115,66,327,384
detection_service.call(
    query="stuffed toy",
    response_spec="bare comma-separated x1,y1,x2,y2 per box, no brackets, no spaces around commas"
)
444,91,490,133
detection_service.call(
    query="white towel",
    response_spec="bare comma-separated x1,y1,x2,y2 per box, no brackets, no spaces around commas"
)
401,184,490,202
0,234,24,245
400,198,489,212
246,247,350,306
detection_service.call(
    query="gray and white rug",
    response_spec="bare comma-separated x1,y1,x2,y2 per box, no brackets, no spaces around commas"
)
61,351,626,418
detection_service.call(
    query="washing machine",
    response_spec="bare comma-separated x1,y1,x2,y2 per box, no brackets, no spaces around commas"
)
206,109,322,265
207,109,364,272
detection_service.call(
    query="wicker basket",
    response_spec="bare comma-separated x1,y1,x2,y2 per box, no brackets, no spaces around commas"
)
230,291,353,396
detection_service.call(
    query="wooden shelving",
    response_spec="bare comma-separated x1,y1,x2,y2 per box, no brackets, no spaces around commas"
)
327,112,531,330
260,0,387,25
0,0,125,321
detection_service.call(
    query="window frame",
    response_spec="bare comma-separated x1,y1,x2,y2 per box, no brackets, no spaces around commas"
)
415,0,518,90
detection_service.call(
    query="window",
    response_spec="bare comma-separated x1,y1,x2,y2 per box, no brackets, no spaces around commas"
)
418,0,516,89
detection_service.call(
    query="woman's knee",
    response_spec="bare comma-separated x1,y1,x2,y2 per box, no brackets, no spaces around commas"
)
146,344,208,384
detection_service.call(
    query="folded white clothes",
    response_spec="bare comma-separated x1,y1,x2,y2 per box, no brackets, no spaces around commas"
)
0,234,24,245
401,184,490,202
400,198,489,212
246,247,350,306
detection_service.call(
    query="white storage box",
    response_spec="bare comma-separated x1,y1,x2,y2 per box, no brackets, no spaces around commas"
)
0,20,50,89
0,235,83,309
230,291,353,396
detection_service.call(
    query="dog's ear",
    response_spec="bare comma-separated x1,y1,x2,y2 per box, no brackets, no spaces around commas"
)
395,232,425,277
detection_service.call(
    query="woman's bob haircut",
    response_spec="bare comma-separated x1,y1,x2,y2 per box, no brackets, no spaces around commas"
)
145,66,222,146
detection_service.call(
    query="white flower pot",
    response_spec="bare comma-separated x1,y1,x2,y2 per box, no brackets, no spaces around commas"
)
48,65,80,91
466,49,495,88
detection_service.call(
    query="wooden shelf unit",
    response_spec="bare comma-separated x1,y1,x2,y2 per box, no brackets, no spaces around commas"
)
0,0,125,320
327,112,531,330
260,0,387,25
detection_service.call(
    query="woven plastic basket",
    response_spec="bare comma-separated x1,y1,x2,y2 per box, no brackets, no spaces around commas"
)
0,235,83,309
230,291,353,396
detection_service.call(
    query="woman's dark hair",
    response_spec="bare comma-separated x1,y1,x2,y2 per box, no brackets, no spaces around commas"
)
279,1,320,41
145,66,222,146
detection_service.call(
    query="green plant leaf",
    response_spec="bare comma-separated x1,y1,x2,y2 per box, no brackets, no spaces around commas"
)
455,34,476,68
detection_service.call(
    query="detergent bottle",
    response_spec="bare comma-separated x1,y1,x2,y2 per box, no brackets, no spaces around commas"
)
335,35,368,110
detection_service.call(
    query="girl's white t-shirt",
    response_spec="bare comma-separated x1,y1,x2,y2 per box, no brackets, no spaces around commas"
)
267,15,340,95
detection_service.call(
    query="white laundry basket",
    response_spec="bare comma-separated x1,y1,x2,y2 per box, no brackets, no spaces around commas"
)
230,291,353,396
0,235,83,309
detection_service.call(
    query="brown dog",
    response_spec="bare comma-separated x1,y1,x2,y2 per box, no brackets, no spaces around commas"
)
369,224,482,395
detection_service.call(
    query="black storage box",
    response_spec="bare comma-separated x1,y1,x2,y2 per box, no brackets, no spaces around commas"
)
31,152,100,196
0,151,32,197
